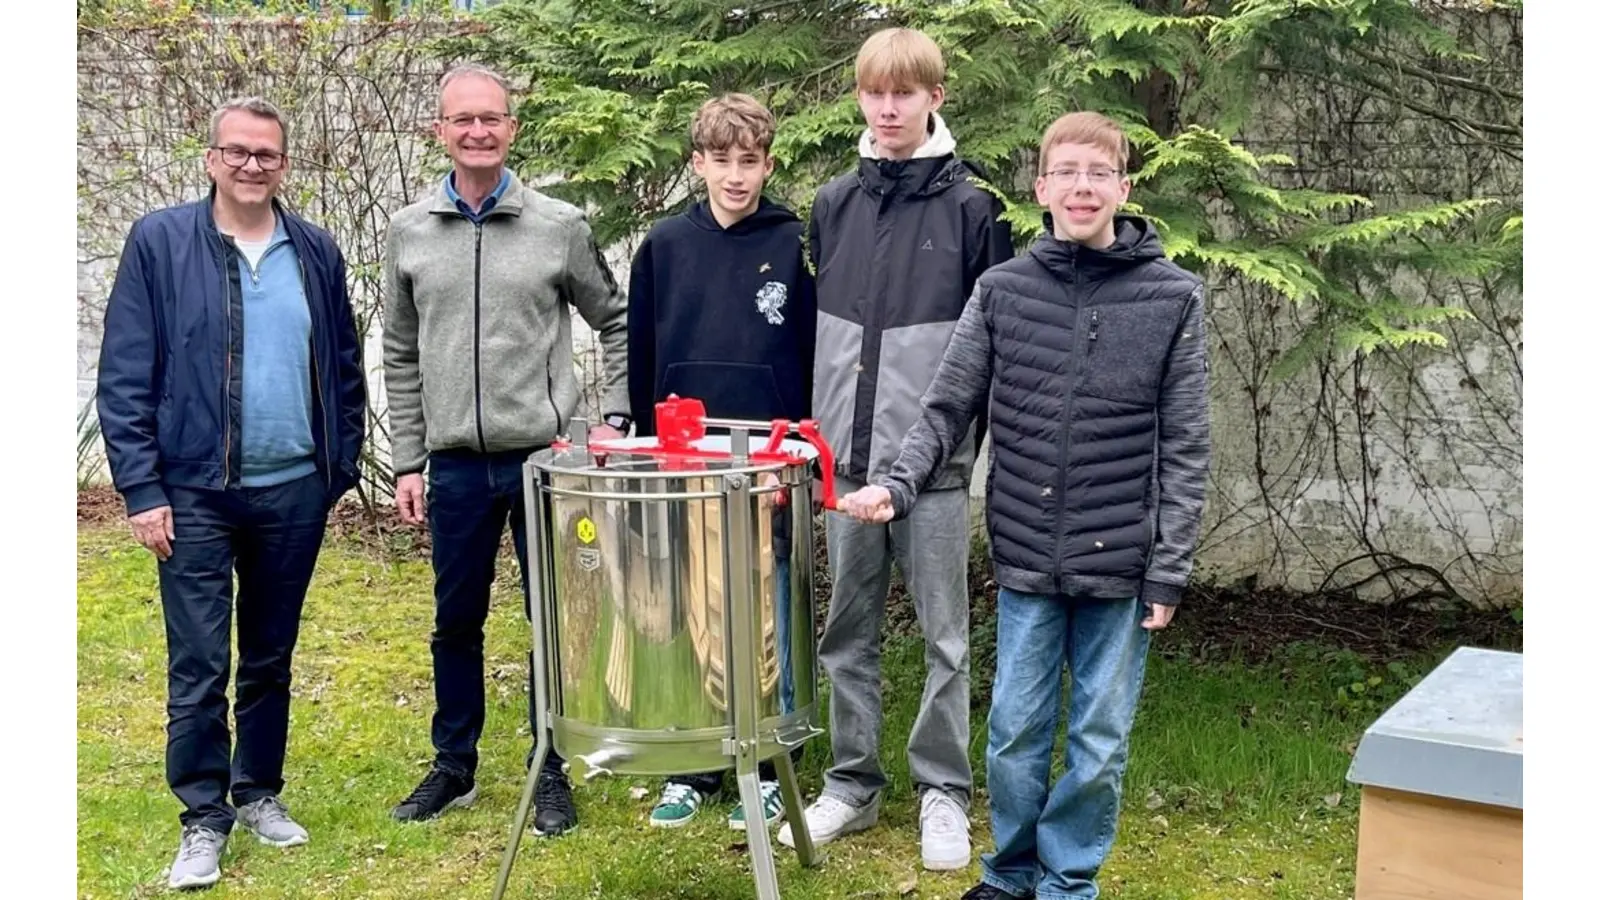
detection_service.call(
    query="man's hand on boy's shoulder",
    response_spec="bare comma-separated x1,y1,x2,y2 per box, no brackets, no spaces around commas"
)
1142,603,1177,631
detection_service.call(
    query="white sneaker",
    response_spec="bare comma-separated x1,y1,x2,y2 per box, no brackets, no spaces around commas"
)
776,793,879,848
919,789,971,870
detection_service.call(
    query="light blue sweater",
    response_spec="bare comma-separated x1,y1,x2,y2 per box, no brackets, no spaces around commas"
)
234,218,317,488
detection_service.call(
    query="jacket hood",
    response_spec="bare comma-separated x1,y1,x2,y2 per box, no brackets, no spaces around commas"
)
854,112,969,199
857,111,958,160
1029,213,1167,279
685,195,801,234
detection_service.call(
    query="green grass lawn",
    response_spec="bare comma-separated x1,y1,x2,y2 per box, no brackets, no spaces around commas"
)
77,520,1459,899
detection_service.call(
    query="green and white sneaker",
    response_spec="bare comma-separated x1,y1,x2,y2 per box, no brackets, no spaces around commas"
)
728,780,784,830
649,783,705,828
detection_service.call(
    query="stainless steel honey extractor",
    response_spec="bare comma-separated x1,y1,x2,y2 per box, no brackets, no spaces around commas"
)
492,405,833,900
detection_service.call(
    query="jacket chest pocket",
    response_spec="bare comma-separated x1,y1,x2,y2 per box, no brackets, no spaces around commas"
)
1077,301,1176,406
917,244,964,293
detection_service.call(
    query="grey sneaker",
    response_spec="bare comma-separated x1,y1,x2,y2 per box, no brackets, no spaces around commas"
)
167,825,226,890
237,796,309,847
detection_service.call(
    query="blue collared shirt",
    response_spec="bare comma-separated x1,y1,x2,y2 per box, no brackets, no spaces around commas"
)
445,168,512,223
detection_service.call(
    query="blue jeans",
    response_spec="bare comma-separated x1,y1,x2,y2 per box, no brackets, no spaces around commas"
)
775,555,795,715
981,589,1152,900
425,447,562,779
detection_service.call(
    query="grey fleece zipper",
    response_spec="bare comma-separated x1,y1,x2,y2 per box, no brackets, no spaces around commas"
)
473,223,486,452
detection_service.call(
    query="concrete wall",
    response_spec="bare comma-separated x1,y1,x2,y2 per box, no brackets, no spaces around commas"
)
1183,7,1523,603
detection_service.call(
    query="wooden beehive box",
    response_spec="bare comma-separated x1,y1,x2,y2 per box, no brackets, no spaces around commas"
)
1346,646,1522,900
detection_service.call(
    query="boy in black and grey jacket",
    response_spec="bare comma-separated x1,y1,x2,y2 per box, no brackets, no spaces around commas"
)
778,26,1012,874
840,112,1211,900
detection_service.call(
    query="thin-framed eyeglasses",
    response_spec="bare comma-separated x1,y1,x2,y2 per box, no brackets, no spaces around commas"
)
1045,167,1123,186
442,112,512,129
211,146,286,171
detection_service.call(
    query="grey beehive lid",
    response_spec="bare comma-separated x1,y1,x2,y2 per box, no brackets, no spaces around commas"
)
1346,646,1522,810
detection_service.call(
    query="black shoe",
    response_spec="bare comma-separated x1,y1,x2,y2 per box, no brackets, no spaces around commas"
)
392,767,477,822
961,884,1031,900
531,769,577,837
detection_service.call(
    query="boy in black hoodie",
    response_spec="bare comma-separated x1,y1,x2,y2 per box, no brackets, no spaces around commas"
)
626,93,816,831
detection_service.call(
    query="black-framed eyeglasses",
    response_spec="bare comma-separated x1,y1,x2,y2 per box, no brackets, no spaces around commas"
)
1045,167,1123,185
442,112,512,130
212,146,286,171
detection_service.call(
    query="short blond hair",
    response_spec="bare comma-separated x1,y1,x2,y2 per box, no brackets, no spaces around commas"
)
690,93,776,154
855,27,945,93
1037,111,1130,176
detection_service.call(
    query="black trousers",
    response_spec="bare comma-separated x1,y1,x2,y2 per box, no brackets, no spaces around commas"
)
425,447,563,780
159,473,328,833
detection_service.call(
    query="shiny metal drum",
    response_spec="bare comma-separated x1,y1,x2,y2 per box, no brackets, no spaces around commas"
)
495,399,832,900
528,432,822,777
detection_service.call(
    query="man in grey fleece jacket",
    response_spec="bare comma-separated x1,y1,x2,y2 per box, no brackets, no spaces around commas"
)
382,64,630,835
841,112,1211,900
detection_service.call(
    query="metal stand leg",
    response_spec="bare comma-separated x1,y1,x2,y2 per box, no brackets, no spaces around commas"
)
772,748,822,868
492,739,548,900
726,472,783,900
737,766,782,900
492,462,558,900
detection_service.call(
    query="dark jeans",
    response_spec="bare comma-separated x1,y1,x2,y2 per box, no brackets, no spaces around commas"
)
668,556,802,795
426,447,563,780
159,472,329,834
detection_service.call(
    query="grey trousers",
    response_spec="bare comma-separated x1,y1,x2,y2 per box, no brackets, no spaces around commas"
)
818,478,972,808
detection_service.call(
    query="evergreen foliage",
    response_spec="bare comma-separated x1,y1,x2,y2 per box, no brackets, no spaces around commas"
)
447,0,1519,368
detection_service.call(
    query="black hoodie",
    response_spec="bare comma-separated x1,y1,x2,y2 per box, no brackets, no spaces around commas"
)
627,197,816,434
874,213,1212,608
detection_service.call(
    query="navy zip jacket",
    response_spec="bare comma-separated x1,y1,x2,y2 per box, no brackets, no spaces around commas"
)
96,189,367,516
626,197,816,433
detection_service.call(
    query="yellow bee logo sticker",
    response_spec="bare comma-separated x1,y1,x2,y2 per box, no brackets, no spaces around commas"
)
576,516,597,544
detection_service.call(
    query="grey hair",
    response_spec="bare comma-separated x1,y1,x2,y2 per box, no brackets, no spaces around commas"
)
437,63,514,118
209,96,289,151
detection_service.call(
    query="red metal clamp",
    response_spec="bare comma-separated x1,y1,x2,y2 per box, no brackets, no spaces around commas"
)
581,395,838,510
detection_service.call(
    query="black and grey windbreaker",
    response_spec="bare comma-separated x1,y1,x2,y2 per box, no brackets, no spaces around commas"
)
808,114,1013,490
